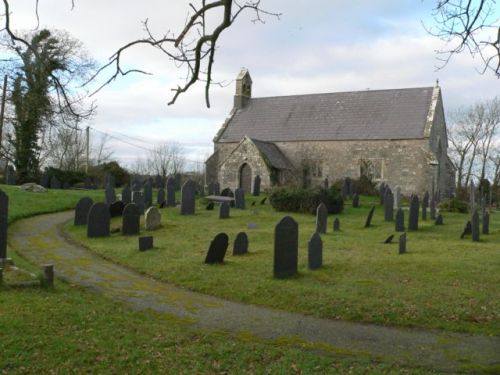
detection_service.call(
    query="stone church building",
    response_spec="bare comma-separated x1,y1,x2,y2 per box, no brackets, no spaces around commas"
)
206,69,455,198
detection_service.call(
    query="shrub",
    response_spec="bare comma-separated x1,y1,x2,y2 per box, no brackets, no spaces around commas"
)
439,197,468,213
270,186,344,214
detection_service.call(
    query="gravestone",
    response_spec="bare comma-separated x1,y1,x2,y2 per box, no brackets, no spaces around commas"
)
6,167,16,185
42,264,54,288
40,173,49,188
471,210,480,242
206,202,214,210
122,184,132,205
384,234,394,244
139,236,153,251
364,206,375,228
460,221,472,239
87,203,110,238
324,178,329,189
74,197,94,226
105,174,116,188
132,191,145,214
145,207,161,230
205,233,229,264
260,197,267,205
308,232,323,270
379,183,386,205
122,203,141,235
352,193,360,208
395,208,405,232
233,232,248,256
384,188,394,221
50,176,61,189
157,188,165,205
333,218,340,232
0,189,8,259
341,179,349,200
166,177,176,207
105,184,116,205
274,216,298,278
408,195,419,231
422,191,429,220
315,203,328,234
143,180,153,208
435,214,443,225
394,186,401,209
180,179,196,215
430,196,436,220
399,233,407,254
235,188,245,209
253,175,261,196
482,212,489,235
219,202,230,219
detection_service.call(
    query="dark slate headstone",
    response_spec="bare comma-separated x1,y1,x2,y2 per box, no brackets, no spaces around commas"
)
143,180,153,208
219,202,230,219
482,212,489,235
40,173,49,188
157,188,165,205
399,233,407,254
308,232,323,270
379,183,386,205
364,206,375,228
384,189,394,222
181,179,196,215
0,189,8,259
233,232,248,256
74,197,94,226
395,208,405,232
122,203,141,236
460,221,472,239
122,184,131,205
341,179,349,200
352,193,360,208
422,191,429,220
87,203,110,238
109,201,125,217
274,216,298,278
315,203,328,234
166,177,176,207
471,210,480,242
132,191,145,215
260,197,267,205
435,214,443,225
235,188,245,209
205,233,229,264
206,202,214,210
384,234,394,244
50,176,61,189
105,184,117,205
408,195,419,231
221,188,235,207
139,236,153,251
253,175,261,196
333,218,340,232
430,196,436,220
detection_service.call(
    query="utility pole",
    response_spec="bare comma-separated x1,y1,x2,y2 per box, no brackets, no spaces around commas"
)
85,126,90,174
0,75,8,155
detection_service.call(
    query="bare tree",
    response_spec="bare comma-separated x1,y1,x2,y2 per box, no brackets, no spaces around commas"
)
92,133,114,166
146,142,185,177
477,98,500,180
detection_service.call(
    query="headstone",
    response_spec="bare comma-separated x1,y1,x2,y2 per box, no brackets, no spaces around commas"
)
74,197,93,226
364,206,375,228
333,218,340,232
384,234,394,244
384,188,394,221
471,210,480,242
460,221,472,239
219,202,230,219
379,183,386,205
42,264,54,288
233,232,248,256
274,216,298,278
408,195,419,231
394,186,401,209
395,208,405,232
260,197,267,205
253,175,261,196
105,174,116,188
352,193,360,208
157,188,165,205
435,214,443,225
430,196,436,220
315,203,328,234
399,233,407,254
50,176,61,189
180,179,196,215
221,188,235,207
40,173,49,188
206,202,214,210
0,189,8,259
109,201,124,218
145,206,161,230
6,167,16,185
341,179,349,200
132,191,145,214
87,203,110,238
235,188,245,209
205,233,229,264
122,184,132,205
308,232,323,270
139,236,153,251
122,203,141,236
143,180,153,208
482,212,489,235
324,178,329,189
105,184,116,205
422,191,429,220
166,177,176,207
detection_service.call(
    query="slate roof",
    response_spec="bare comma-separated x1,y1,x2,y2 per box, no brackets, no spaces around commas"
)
217,87,435,142
250,138,293,170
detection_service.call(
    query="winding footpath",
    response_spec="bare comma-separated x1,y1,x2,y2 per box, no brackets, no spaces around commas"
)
8,211,500,373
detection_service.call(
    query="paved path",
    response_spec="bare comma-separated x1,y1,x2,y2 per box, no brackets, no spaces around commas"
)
9,211,500,373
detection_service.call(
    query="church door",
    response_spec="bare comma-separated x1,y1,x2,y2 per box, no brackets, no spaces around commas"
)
239,163,252,194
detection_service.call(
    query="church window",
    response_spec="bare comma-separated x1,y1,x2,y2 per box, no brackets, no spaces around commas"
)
360,159,383,181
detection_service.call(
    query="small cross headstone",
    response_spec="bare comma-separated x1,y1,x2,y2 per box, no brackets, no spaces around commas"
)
422,191,429,220
205,233,229,264
109,201,125,217
435,214,444,225
333,218,340,232
122,184,132,205
233,232,248,256
132,191,145,214
105,184,116,205
74,197,94,226
143,180,153,208
0,189,8,259
206,202,214,210
399,233,407,254
308,232,323,270
166,177,176,207
87,203,110,238
394,186,401,209
122,203,141,236
145,206,161,230
235,188,246,209
274,216,298,278
364,206,375,228
384,234,394,244
471,210,480,242
181,179,196,215
157,188,165,205
50,176,61,189
219,202,230,219
395,208,405,232
460,221,472,239
260,197,267,205
315,203,328,234
384,188,394,221
253,175,261,196
352,193,360,208
139,236,153,251
482,212,489,235
408,195,419,231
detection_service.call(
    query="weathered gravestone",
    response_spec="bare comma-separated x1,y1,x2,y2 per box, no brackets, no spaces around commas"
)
157,188,165,205
460,221,472,239
379,183,386,205
132,191,145,214
235,188,246,209
482,212,490,235
308,232,323,270
274,216,298,278
315,203,328,234
352,193,360,208
87,203,110,238
109,201,125,218
395,208,405,232
131,177,141,192
145,206,161,230
408,195,419,231
333,218,340,232
181,179,196,215
430,196,436,220
394,186,401,209
122,203,141,235
422,191,429,220
253,175,261,196
205,233,229,264
435,214,443,225
166,177,176,207
399,233,407,254
384,188,394,221
122,184,131,205
50,176,61,189
40,173,49,188
105,184,116,205
139,236,153,251
74,197,94,226
364,206,375,228
471,210,480,242
206,202,214,210
0,189,8,259
233,232,248,256
143,180,153,208
219,202,230,219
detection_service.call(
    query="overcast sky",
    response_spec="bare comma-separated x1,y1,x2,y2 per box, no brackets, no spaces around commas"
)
6,1,500,169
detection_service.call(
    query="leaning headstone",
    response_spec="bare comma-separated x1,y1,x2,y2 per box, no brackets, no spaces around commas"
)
379,183,386,205
157,188,165,205
364,206,375,228
260,197,267,205
145,206,161,230
74,197,93,226
394,186,401,209
166,177,176,207
132,191,145,215
205,233,229,264
139,236,153,251
87,203,110,238
0,189,8,259
422,191,429,220
233,232,248,256
333,218,340,232
50,176,61,189
395,208,405,232
180,179,196,215
471,210,480,242
253,175,261,196
482,212,489,235
435,214,443,225
105,184,116,205
430,196,436,220
219,202,230,219
460,221,472,239
384,188,394,221
408,195,419,231
399,233,407,254
352,193,360,208
315,203,328,234
143,180,153,208
274,216,298,278
235,188,246,209
122,203,141,236
122,184,132,205
308,232,323,270
384,234,394,244
206,202,214,211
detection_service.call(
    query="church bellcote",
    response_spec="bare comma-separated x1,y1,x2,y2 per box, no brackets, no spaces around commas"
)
234,68,252,109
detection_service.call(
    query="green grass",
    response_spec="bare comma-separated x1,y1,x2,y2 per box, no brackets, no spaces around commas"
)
65,194,500,335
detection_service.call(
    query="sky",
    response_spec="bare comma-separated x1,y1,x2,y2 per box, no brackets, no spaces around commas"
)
5,0,500,169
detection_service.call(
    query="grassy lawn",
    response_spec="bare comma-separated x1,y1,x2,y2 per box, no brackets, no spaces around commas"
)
65,194,500,336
